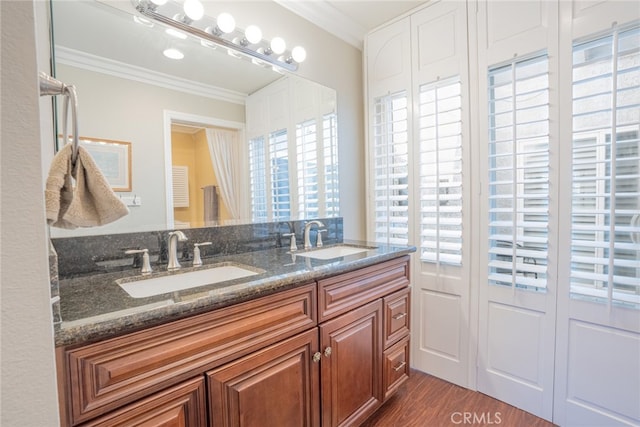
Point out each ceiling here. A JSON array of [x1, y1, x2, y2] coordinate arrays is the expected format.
[[277, 1, 426, 49]]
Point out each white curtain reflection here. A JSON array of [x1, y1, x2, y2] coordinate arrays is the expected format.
[[206, 128, 241, 219]]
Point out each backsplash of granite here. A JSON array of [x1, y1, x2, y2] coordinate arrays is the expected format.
[[51, 217, 343, 280], [49, 240, 62, 324]]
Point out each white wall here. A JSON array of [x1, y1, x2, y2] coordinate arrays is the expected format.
[[0, 1, 61, 425]]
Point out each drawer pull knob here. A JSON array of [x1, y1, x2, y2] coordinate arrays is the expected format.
[[393, 361, 406, 372], [312, 352, 322, 363], [392, 312, 407, 320], [324, 347, 332, 357]]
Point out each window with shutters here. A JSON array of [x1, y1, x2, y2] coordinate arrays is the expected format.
[[269, 129, 290, 220], [487, 53, 550, 291], [249, 136, 267, 222], [418, 77, 463, 265], [296, 119, 319, 217], [372, 91, 409, 245], [570, 25, 640, 308], [249, 116, 338, 222], [323, 112, 340, 216]]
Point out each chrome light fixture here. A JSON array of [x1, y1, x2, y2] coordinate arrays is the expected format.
[[133, 0, 306, 72]]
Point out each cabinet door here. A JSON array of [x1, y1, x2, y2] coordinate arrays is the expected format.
[[81, 377, 206, 427], [207, 329, 320, 427], [319, 300, 383, 427]]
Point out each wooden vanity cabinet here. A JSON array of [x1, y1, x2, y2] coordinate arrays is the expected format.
[[57, 284, 317, 426], [317, 255, 411, 427], [58, 256, 411, 427]]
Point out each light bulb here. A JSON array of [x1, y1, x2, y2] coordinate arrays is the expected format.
[[245, 25, 262, 44], [183, 0, 203, 21], [163, 48, 184, 60], [217, 13, 235, 34], [291, 46, 306, 63], [270, 37, 286, 55]]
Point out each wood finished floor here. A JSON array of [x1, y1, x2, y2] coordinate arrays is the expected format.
[[361, 370, 556, 427]]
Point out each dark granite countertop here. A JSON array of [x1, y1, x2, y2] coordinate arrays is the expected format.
[[55, 241, 415, 347]]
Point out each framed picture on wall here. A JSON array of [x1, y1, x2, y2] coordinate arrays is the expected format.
[[59, 135, 132, 192]]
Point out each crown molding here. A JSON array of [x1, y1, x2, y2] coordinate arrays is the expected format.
[[54, 46, 247, 105], [274, 0, 365, 50]]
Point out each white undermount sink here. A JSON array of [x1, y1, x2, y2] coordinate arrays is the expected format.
[[117, 263, 263, 298], [294, 245, 374, 260]]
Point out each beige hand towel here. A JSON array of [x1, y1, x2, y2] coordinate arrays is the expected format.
[[45, 144, 129, 229]]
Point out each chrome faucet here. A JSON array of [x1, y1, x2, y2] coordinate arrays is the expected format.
[[167, 230, 188, 270], [303, 220, 325, 250]]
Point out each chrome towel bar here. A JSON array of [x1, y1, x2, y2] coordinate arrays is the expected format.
[[39, 71, 79, 164]]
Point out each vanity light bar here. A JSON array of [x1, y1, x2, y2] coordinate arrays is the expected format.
[[134, 0, 299, 72]]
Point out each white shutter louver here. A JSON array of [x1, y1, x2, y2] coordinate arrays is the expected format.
[[269, 129, 290, 220], [296, 119, 319, 218], [372, 91, 409, 245], [487, 54, 550, 291], [571, 25, 640, 307], [249, 137, 267, 222], [172, 166, 189, 208], [418, 77, 463, 265], [323, 113, 340, 216]]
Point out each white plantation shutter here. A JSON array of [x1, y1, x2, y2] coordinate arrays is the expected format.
[[418, 77, 463, 265], [172, 166, 189, 208], [571, 25, 640, 307], [296, 119, 319, 217], [269, 129, 290, 220], [372, 91, 409, 245], [487, 54, 550, 291], [249, 137, 267, 221], [323, 113, 340, 216]]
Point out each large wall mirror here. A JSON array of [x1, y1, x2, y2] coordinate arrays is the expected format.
[[50, 0, 339, 237]]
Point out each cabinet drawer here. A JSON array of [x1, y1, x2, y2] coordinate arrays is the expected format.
[[62, 284, 316, 425], [318, 256, 410, 322], [382, 336, 410, 401], [80, 377, 206, 427], [383, 287, 410, 348]]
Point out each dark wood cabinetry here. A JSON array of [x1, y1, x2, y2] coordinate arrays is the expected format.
[[58, 256, 411, 427], [80, 377, 207, 427], [320, 300, 383, 427], [207, 328, 320, 427]]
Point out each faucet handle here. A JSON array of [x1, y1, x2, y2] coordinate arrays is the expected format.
[[317, 229, 327, 248], [193, 242, 212, 267], [283, 233, 297, 252], [124, 249, 152, 274]]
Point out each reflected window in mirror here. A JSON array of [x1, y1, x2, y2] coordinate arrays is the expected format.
[[248, 114, 339, 222], [270, 129, 291, 220]]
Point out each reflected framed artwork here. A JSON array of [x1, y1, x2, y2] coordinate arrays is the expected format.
[[59, 136, 132, 192]]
